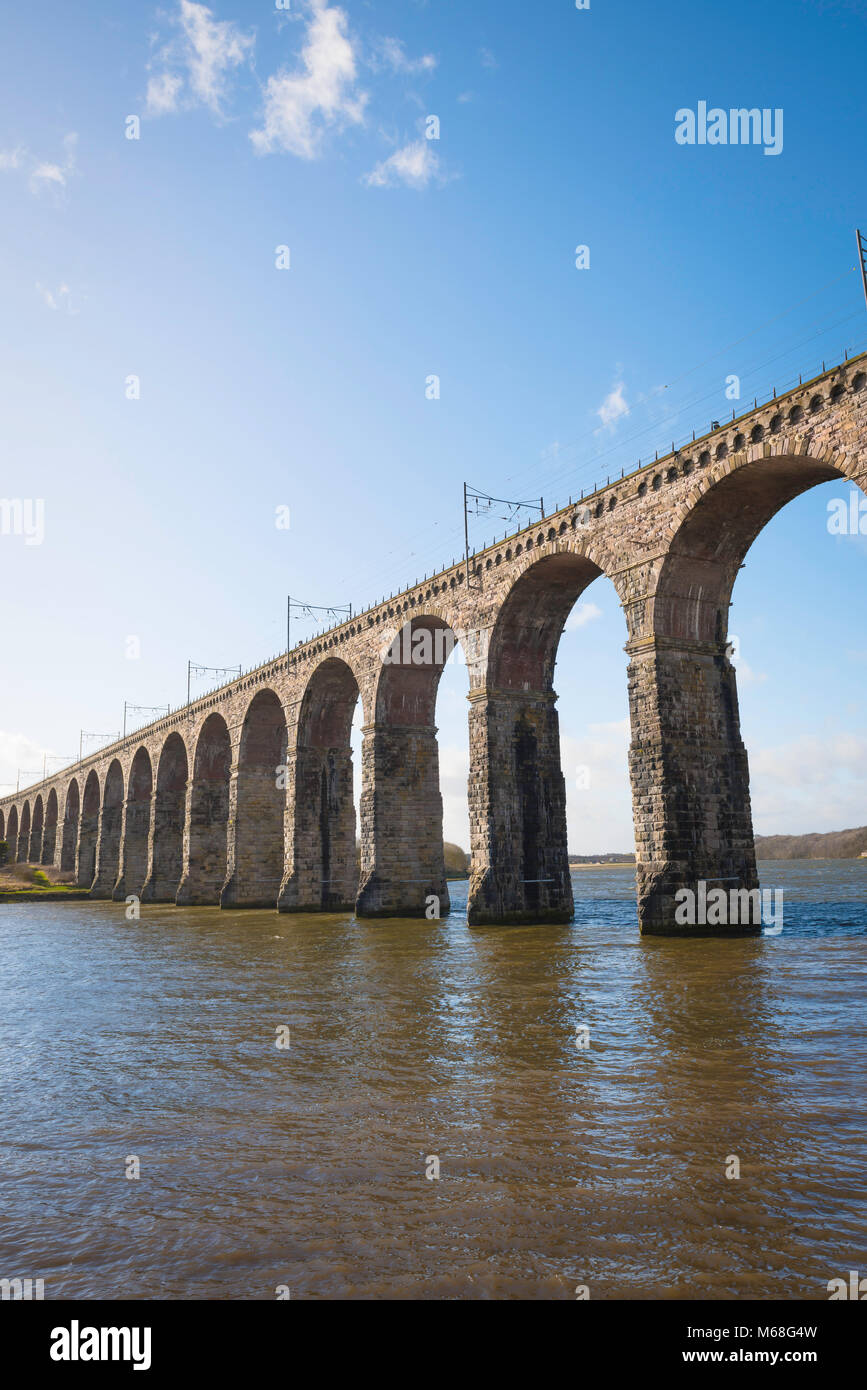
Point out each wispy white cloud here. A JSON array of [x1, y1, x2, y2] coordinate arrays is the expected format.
[[373, 37, 436, 75], [250, 0, 367, 158], [181, 0, 254, 108], [146, 71, 184, 116], [30, 133, 78, 194], [596, 378, 629, 432], [146, 0, 254, 117], [30, 162, 66, 192], [363, 137, 441, 189], [36, 283, 64, 311], [35, 282, 79, 315], [565, 601, 603, 632], [146, 1, 445, 185], [1, 133, 77, 197], [479, 47, 498, 69]]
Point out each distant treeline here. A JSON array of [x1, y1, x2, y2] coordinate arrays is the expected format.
[[443, 843, 470, 877], [568, 830, 867, 863], [569, 853, 635, 864], [755, 827, 867, 860]]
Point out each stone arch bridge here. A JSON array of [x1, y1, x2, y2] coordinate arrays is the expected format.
[[2, 355, 865, 933]]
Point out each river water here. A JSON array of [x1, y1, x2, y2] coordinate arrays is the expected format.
[[1, 860, 865, 1301]]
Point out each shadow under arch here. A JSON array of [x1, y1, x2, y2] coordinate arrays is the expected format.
[[115, 746, 153, 900], [487, 550, 609, 690], [61, 780, 80, 873], [78, 772, 100, 887], [357, 613, 467, 917], [143, 734, 188, 902], [632, 446, 867, 933], [279, 656, 361, 913], [7, 805, 18, 864], [469, 548, 625, 925], [92, 760, 124, 897], [224, 688, 287, 908], [17, 801, 31, 864], [29, 794, 44, 863], [177, 712, 232, 906], [42, 788, 58, 865]]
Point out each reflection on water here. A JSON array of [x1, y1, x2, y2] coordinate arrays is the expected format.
[[0, 862, 865, 1299]]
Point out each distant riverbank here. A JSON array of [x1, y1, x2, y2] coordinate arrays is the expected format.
[[569, 854, 635, 868]]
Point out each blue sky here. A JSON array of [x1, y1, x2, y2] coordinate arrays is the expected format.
[[0, 0, 865, 852]]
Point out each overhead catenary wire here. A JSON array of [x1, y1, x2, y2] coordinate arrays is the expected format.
[[5, 328, 864, 785], [338, 316, 865, 614], [513, 311, 865, 506], [497, 296, 862, 503], [660, 264, 857, 392], [498, 265, 858, 498], [281, 258, 867, 630]]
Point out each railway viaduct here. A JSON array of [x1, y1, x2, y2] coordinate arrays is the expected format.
[[2, 354, 865, 933]]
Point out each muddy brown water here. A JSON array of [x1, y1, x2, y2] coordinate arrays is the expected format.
[[1, 862, 864, 1299]]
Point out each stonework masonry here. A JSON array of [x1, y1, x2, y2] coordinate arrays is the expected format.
[[2, 355, 865, 934]]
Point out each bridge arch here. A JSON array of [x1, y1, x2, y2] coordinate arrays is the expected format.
[[487, 548, 617, 690], [280, 656, 362, 912], [355, 614, 468, 917], [225, 688, 287, 907], [144, 734, 188, 902], [6, 805, 17, 863], [468, 547, 627, 925], [649, 443, 863, 645], [61, 780, 80, 873], [92, 760, 124, 897], [18, 801, 31, 863], [0, 807, 4, 843], [78, 772, 100, 887], [177, 713, 232, 905], [30, 795, 44, 863], [373, 613, 467, 721], [42, 788, 58, 865], [627, 439, 867, 933], [115, 747, 153, 900]]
